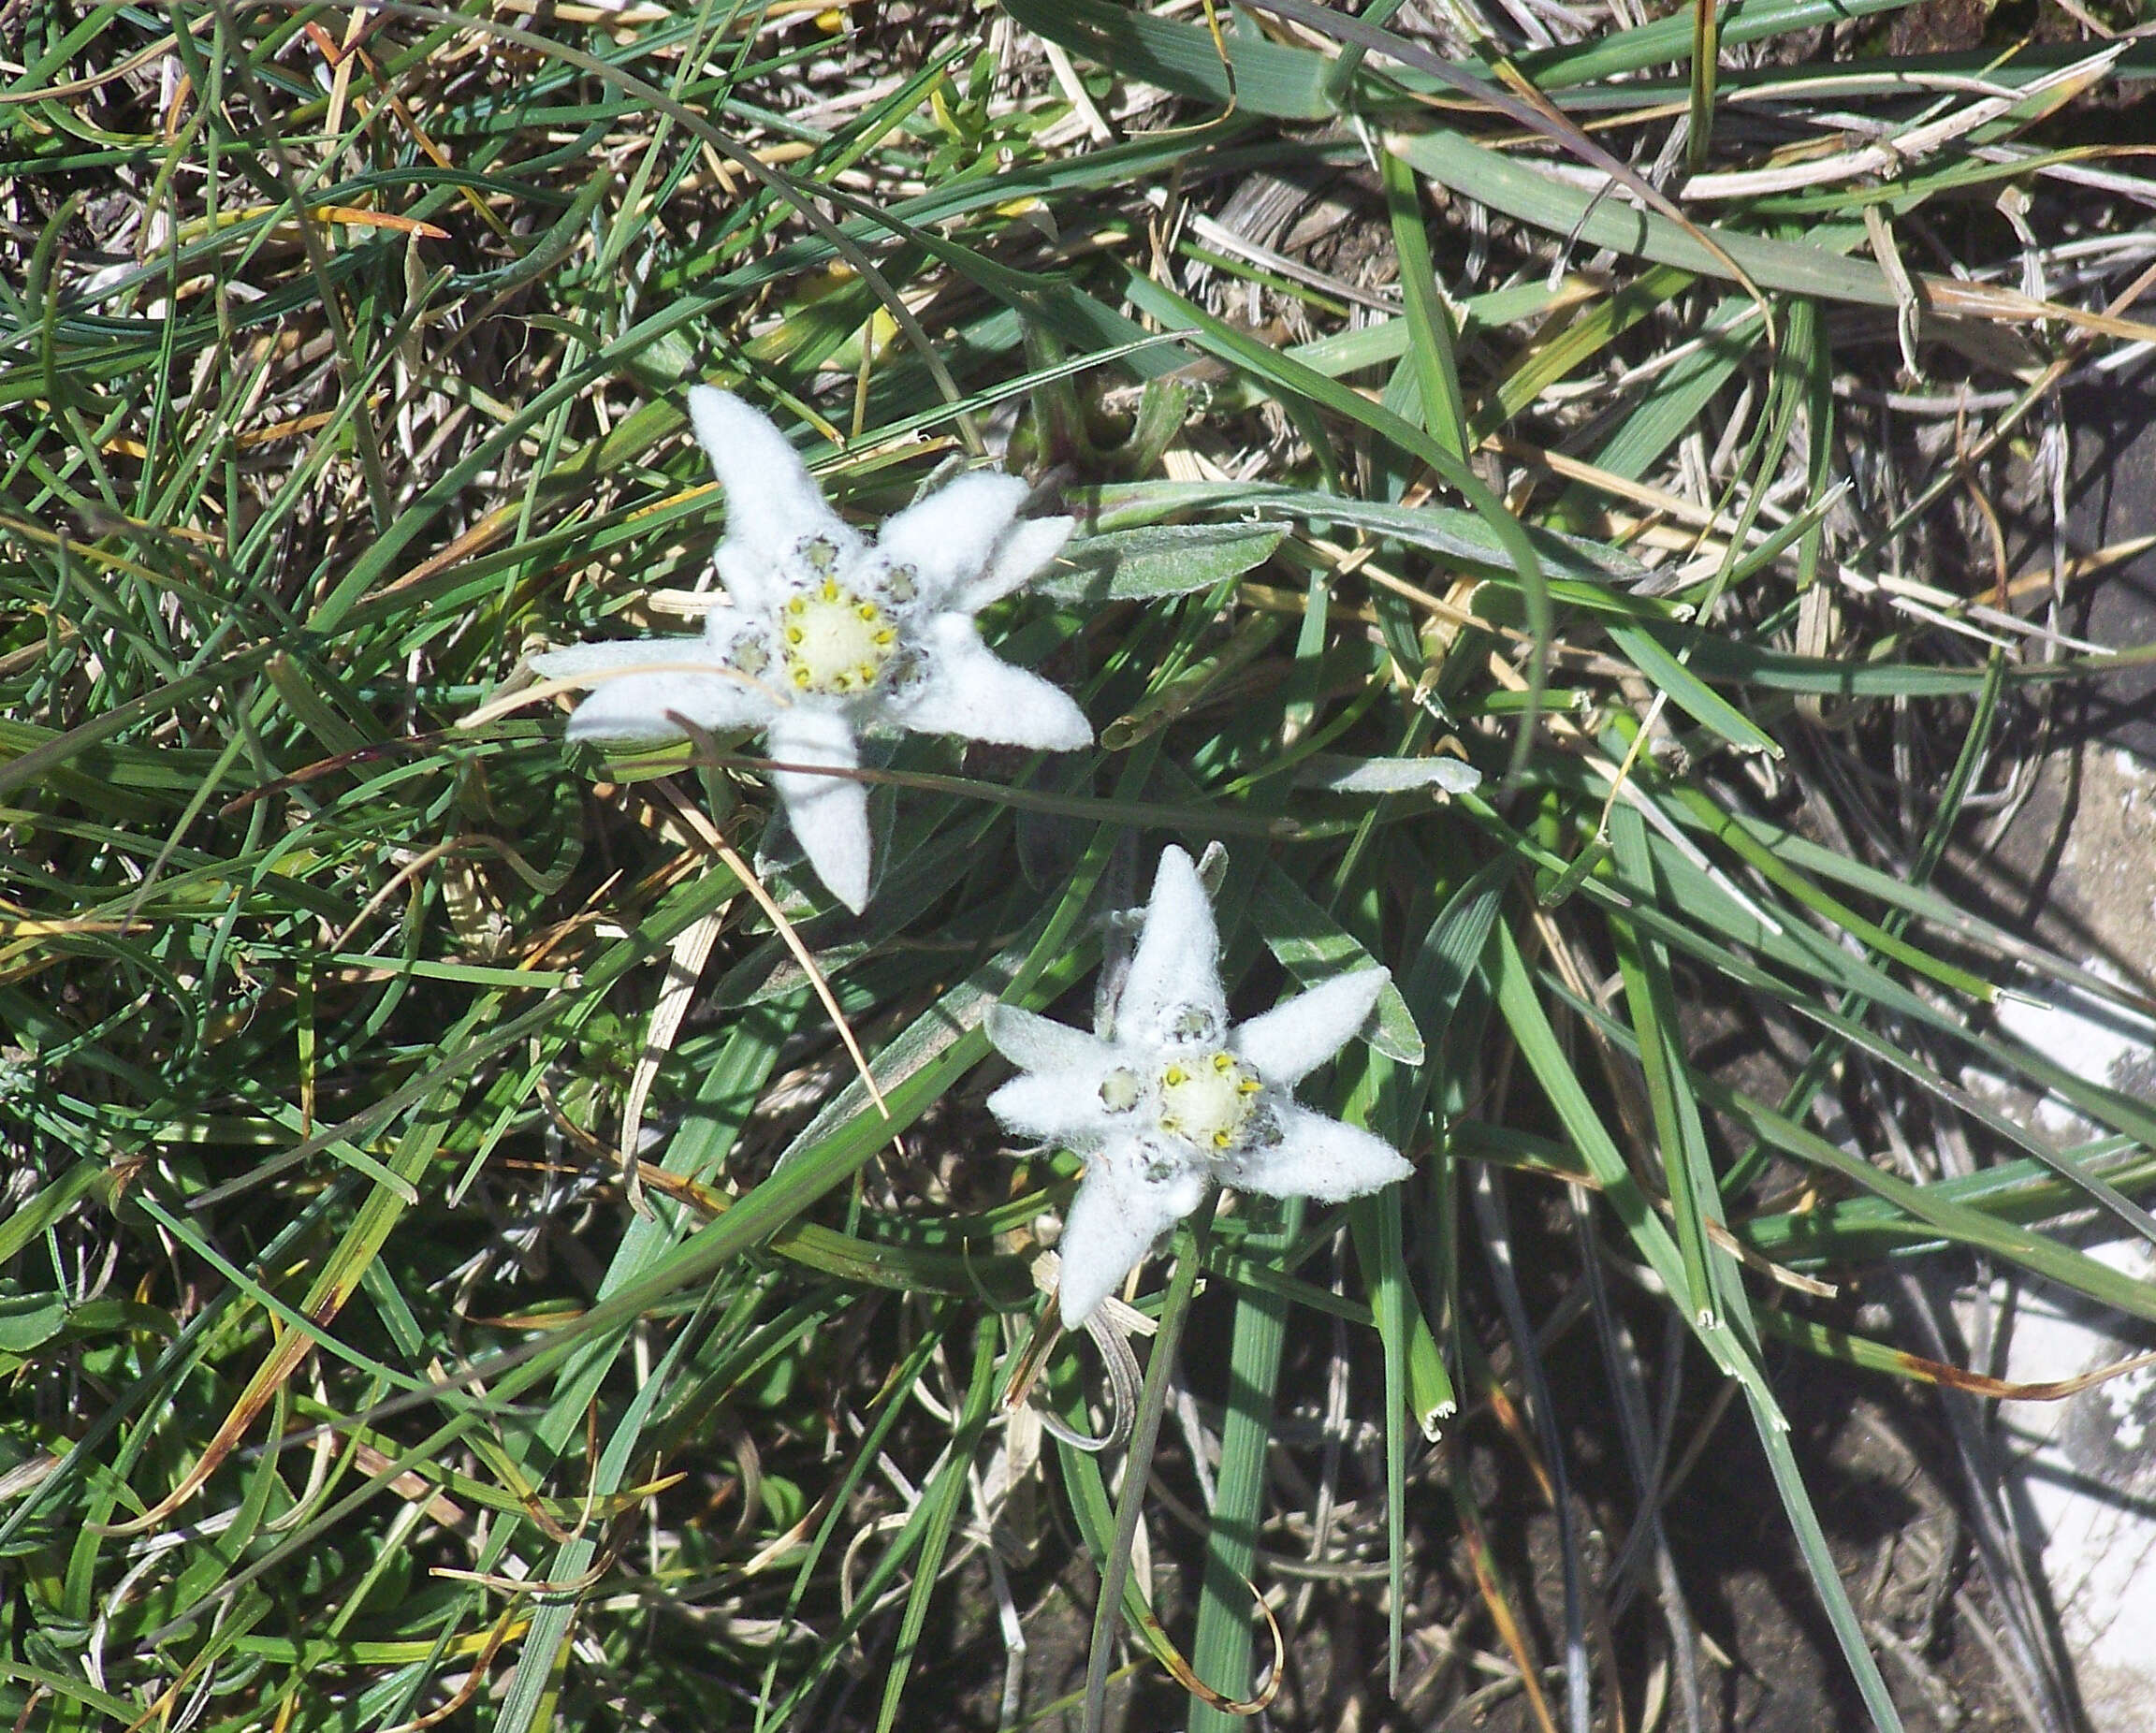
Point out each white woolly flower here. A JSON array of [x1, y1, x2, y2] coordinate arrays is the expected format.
[[530, 387, 1092, 912], [984, 846, 1412, 1327]]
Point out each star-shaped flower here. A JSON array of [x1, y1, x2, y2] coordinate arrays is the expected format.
[[530, 387, 1092, 911], [984, 846, 1412, 1327]]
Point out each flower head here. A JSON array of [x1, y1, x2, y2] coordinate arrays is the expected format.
[[531, 387, 1092, 911], [984, 846, 1412, 1327]]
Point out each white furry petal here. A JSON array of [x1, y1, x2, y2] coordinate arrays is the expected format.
[[1057, 1139, 1208, 1328], [887, 615, 1092, 750], [985, 1003, 1107, 1076], [563, 676, 770, 742], [954, 514, 1075, 613], [689, 386, 853, 590], [1232, 969, 1391, 1089], [714, 544, 779, 613], [765, 706, 870, 912], [530, 638, 707, 679], [986, 1071, 1113, 1144], [875, 472, 1029, 606], [1219, 1103, 1410, 1202], [1116, 846, 1227, 1046]]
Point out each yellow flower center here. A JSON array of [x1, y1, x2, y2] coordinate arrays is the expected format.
[[779, 578, 897, 696], [1099, 1068, 1144, 1114], [1157, 1050, 1261, 1150]]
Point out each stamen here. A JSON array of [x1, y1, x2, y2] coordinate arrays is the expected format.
[[777, 580, 900, 697], [1156, 1049, 1258, 1152]]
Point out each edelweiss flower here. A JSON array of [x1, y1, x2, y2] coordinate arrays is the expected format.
[[984, 846, 1412, 1327], [531, 387, 1092, 911]]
